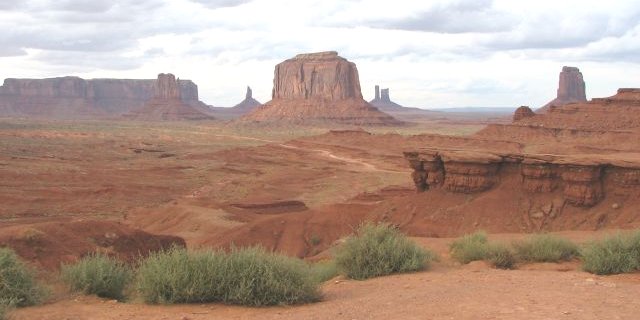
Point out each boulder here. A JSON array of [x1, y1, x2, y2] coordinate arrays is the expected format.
[[513, 106, 535, 121]]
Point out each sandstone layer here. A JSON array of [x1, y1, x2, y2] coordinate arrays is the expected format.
[[0, 75, 210, 119], [538, 66, 587, 113], [124, 73, 213, 121], [241, 51, 401, 125]]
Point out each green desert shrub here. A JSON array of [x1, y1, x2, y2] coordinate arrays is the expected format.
[[486, 243, 516, 270], [309, 260, 338, 283], [582, 231, 640, 275], [136, 247, 225, 304], [136, 246, 319, 306], [335, 223, 435, 280], [0, 248, 46, 308], [513, 234, 579, 263], [449, 231, 489, 264], [61, 253, 132, 300], [218, 247, 319, 306]]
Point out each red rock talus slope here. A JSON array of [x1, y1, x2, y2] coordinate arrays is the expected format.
[[538, 66, 587, 113], [0, 76, 210, 119], [124, 73, 214, 121], [241, 51, 401, 125]]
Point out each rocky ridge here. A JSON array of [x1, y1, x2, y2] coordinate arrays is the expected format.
[[0, 75, 210, 119]]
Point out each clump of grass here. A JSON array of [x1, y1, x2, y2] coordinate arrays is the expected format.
[[136, 246, 319, 306], [335, 223, 436, 280], [582, 231, 640, 275], [513, 234, 579, 263], [61, 253, 132, 300], [0, 300, 12, 320], [0, 248, 46, 308], [486, 243, 516, 269], [449, 231, 489, 264], [309, 260, 338, 283], [136, 247, 225, 304]]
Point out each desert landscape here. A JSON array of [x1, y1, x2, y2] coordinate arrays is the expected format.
[[2, 1, 640, 319]]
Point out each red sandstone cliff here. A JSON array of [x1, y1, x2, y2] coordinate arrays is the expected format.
[[242, 51, 401, 125], [0, 75, 210, 119]]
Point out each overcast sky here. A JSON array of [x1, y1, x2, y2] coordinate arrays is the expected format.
[[1, 0, 639, 108]]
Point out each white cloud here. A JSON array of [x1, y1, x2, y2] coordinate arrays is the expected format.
[[0, 0, 639, 108]]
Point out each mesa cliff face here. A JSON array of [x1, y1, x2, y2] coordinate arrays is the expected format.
[[405, 150, 639, 207], [0, 75, 208, 119], [538, 66, 587, 113], [123, 73, 213, 121], [242, 51, 401, 125]]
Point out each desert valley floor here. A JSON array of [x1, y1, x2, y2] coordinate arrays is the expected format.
[[1, 118, 640, 319]]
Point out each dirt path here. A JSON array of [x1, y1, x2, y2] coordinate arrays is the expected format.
[[12, 264, 640, 320], [213, 133, 403, 173]]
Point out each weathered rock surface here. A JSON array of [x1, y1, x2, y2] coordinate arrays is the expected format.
[[0, 75, 210, 119], [405, 149, 640, 207], [513, 106, 535, 121], [538, 66, 587, 113], [123, 73, 213, 121], [242, 51, 401, 125]]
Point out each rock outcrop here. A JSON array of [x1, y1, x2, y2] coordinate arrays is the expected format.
[[0, 75, 210, 119], [241, 51, 401, 125], [405, 150, 640, 207], [538, 66, 587, 113], [369, 86, 406, 112], [513, 106, 535, 121], [123, 73, 213, 121]]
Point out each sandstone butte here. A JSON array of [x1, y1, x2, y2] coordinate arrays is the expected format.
[[404, 87, 640, 218], [124, 73, 213, 121], [241, 51, 402, 125], [369, 85, 406, 112], [210, 86, 263, 120], [0, 74, 211, 120], [537, 66, 587, 113]]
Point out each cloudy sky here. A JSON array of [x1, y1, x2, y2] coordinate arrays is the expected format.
[[1, 0, 639, 108]]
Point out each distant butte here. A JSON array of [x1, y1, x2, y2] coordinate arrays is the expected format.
[[0, 75, 212, 119], [369, 85, 406, 112], [538, 66, 587, 113], [211, 86, 263, 120], [241, 51, 402, 125], [123, 73, 214, 121]]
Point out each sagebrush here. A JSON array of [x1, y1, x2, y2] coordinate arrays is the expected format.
[[514, 234, 579, 263], [0, 248, 46, 308], [136, 246, 319, 306], [61, 253, 132, 300], [335, 223, 436, 280], [582, 231, 640, 275]]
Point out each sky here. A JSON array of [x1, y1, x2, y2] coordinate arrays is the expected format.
[[1, 0, 639, 109]]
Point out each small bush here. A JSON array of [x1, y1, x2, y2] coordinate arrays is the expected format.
[[514, 234, 579, 263], [136, 247, 225, 304], [309, 261, 338, 283], [61, 253, 132, 300], [0, 248, 46, 308], [582, 232, 640, 275], [0, 300, 11, 320], [136, 246, 319, 306], [449, 231, 489, 264], [335, 223, 435, 280], [486, 243, 516, 269]]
